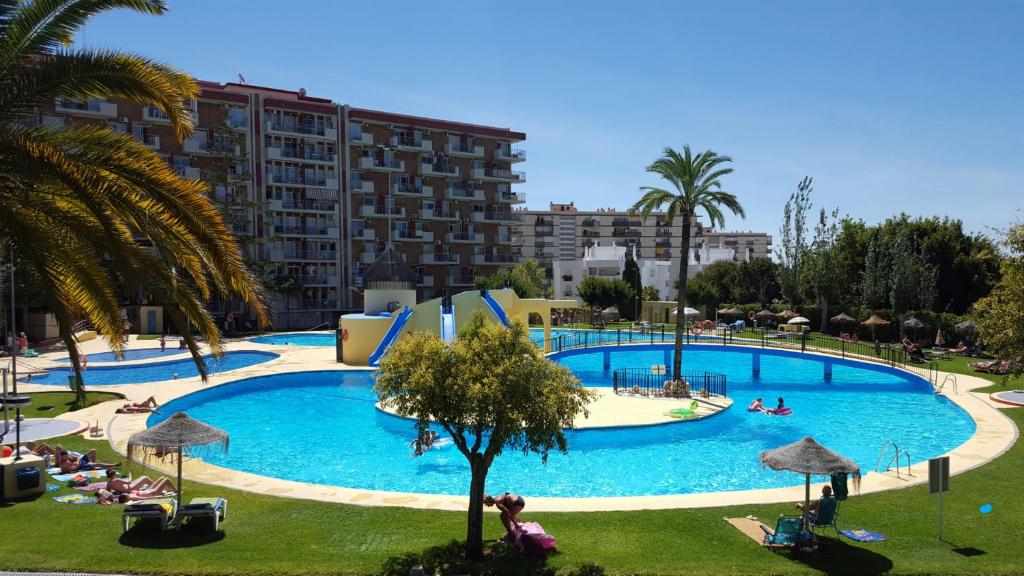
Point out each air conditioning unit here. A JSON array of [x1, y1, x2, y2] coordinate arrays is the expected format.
[[118, 116, 129, 123]]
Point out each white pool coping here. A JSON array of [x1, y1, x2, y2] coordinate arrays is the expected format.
[[19, 336, 1018, 512]]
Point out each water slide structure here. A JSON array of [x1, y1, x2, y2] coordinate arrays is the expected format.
[[368, 307, 415, 367], [480, 289, 510, 327], [440, 303, 456, 342]]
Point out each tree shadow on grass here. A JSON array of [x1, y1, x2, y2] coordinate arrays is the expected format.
[[784, 535, 894, 576], [380, 539, 605, 576], [119, 519, 225, 549]]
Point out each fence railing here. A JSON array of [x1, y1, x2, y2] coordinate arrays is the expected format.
[[612, 368, 727, 399], [537, 325, 939, 385]]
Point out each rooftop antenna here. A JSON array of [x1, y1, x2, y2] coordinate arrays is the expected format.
[[237, 73, 246, 84]]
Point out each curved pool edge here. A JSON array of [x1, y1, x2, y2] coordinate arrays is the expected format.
[[102, 343, 1019, 512]]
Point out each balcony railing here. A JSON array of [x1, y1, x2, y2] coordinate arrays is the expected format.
[[392, 182, 429, 196], [174, 166, 200, 179], [445, 184, 483, 201], [349, 131, 374, 146], [391, 134, 432, 151], [422, 253, 460, 265], [280, 199, 338, 212], [267, 172, 337, 187], [495, 147, 526, 162], [395, 230, 434, 242], [266, 119, 337, 139], [267, 147, 337, 163], [302, 299, 337, 309], [421, 162, 461, 178], [447, 274, 476, 286], [612, 228, 642, 238], [470, 167, 526, 183], [350, 178, 374, 193], [496, 191, 526, 204], [445, 142, 484, 157], [359, 156, 405, 172], [55, 98, 117, 117], [476, 253, 521, 265], [447, 231, 483, 243], [471, 211, 521, 223]]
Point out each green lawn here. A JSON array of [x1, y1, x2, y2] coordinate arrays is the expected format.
[[1, 406, 1022, 575], [17, 391, 123, 418]]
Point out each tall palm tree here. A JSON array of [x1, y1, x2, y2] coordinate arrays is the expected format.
[[630, 146, 744, 382], [0, 0, 269, 405]]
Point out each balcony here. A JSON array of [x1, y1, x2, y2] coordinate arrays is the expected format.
[[351, 227, 375, 240], [534, 248, 557, 259], [421, 162, 460, 179], [174, 166, 200, 179], [474, 253, 522, 265], [273, 224, 338, 236], [143, 105, 172, 123], [612, 218, 641, 227], [497, 191, 526, 204], [446, 231, 484, 244], [470, 167, 525, 183], [581, 218, 598, 227], [360, 205, 406, 218], [359, 156, 405, 173], [581, 229, 601, 238], [656, 228, 673, 237], [55, 98, 117, 117], [471, 211, 521, 223], [535, 226, 554, 237], [360, 251, 379, 264], [304, 250, 337, 261], [350, 178, 374, 194], [302, 299, 338, 310], [266, 119, 338, 140], [421, 253, 460, 265], [612, 228, 642, 238], [392, 182, 432, 198], [445, 184, 484, 202], [390, 134, 432, 152], [226, 109, 248, 130], [348, 130, 374, 146], [132, 132, 160, 149], [445, 142, 484, 158], [422, 208, 459, 221], [266, 172, 339, 188], [495, 147, 526, 163], [447, 274, 476, 286], [295, 274, 336, 286], [395, 230, 434, 242], [417, 275, 435, 288], [276, 198, 338, 212], [266, 147, 337, 164]]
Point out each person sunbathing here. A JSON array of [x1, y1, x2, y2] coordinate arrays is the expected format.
[[106, 470, 175, 495], [116, 396, 159, 413], [56, 447, 120, 473], [949, 341, 968, 354], [10, 441, 56, 457]]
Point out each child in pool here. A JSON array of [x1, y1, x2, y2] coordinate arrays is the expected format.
[[748, 398, 764, 412]]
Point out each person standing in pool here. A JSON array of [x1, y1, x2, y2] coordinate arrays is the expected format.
[[410, 430, 438, 456], [484, 492, 525, 541], [159, 334, 166, 352], [748, 398, 764, 412]]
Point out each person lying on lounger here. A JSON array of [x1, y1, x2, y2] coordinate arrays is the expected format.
[[106, 470, 175, 495], [56, 447, 120, 473], [8, 441, 57, 457], [484, 492, 526, 542], [116, 396, 159, 413]]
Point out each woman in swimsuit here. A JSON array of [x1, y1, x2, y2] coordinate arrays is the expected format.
[[484, 492, 526, 541]]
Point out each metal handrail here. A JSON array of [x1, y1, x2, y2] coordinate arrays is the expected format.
[[306, 321, 331, 331], [875, 439, 912, 478], [936, 374, 958, 395]]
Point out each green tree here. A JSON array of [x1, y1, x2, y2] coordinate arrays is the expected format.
[[620, 252, 642, 320], [630, 146, 744, 383], [0, 0, 269, 405], [641, 285, 662, 302], [735, 257, 780, 307], [802, 207, 842, 329], [576, 276, 634, 318], [973, 224, 1023, 378], [474, 258, 550, 299], [375, 312, 594, 560], [684, 275, 717, 313], [778, 177, 812, 306]]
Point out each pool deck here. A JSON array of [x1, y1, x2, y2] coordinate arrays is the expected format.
[[16, 336, 1020, 512]]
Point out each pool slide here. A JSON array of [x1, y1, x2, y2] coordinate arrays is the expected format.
[[440, 304, 456, 342], [480, 289, 509, 327], [368, 307, 415, 367]]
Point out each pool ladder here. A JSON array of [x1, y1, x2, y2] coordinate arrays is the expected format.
[[875, 440, 914, 479], [935, 374, 958, 395]]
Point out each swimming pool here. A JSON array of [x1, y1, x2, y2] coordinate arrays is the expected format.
[[249, 332, 335, 346], [27, 351, 278, 386], [54, 348, 186, 363], [151, 345, 975, 497]]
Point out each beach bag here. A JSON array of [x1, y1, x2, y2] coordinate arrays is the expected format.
[[515, 522, 557, 558]]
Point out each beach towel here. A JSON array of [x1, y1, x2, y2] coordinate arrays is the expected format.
[[51, 470, 105, 483], [514, 522, 556, 558], [45, 483, 61, 492], [73, 482, 108, 492], [831, 473, 849, 501], [53, 494, 97, 505], [840, 528, 886, 542]]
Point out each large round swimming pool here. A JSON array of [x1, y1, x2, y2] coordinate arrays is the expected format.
[[27, 351, 278, 386], [150, 345, 974, 497]]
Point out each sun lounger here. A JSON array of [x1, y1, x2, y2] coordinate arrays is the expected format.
[[123, 498, 177, 532], [178, 497, 227, 530], [760, 516, 803, 549]]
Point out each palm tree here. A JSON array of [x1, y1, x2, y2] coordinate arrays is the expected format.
[[0, 0, 269, 405], [630, 146, 744, 382]]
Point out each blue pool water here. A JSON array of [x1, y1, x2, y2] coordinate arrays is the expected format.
[[151, 345, 975, 497], [27, 351, 278, 386], [250, 332, 335, 346], [55, 348, 186, 363]]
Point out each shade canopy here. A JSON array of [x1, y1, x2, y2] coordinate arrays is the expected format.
[[673, 307, 700, 317], [955, 320, 977, 332], [778, 309, 799, 319], [755, 309, 776, 318], [761, 436, 862, 476], [862, 314, 891, 326], [788, 316, 810, 324], [363, 247, 418, 291], [718, 307, 744, 316], [830, 313, 856, 324], [903, 317, 927, 329]]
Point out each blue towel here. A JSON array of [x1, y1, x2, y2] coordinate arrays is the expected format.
[[840, 528, 886, 542]]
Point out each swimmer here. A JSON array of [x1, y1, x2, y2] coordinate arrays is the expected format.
[[159, 334, 166, 351], [765, 397, 786, 415], [171, 372, 179, 380], [411, 430, 438, 456], [747, 397, 764, 412]]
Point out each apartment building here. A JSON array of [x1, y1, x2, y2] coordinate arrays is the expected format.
[[518, 202, 772, 300], [32, 81, 526, 328]]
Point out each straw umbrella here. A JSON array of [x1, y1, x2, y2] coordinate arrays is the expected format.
[[955, 320, 976, 333], [760, 437, 861, 529], [830, 313, 856, 337], [127, 412, 229, 527], [903, 317, 926, 341], [755, 309, 776, 319], [862, 313, 891, 341], [778, 309, 799, 320]]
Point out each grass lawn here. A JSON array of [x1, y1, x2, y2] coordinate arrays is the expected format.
[[0, 405, 1021, 575], [18, 391, 123, 418]]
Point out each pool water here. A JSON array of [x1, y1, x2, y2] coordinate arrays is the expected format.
[[250, 332, 335, 346], [27, 351, 278, 386], [55, 348, 186, 363], [151, 345, 975, 497]]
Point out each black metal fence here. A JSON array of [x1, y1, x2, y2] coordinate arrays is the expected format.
[[612, 368, 727, 399]]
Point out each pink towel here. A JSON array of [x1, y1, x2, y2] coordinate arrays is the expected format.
[[514, 522, 557, 556], [73, 482, 108, 492]]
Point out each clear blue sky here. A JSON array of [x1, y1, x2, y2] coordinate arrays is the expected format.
[[82, 0, 1023, 239]]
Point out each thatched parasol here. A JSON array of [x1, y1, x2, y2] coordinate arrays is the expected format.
[[127, 412, 229, 526], [903, 317, 927, 340], [724, 307, 744, 316], [955, 320, 976, 332], [862, 313, 891, 340], [755, 309, 776, 319], [778, 309, 799, 320], [761, 437, 861, 529], [830, 313, 856, 324]]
